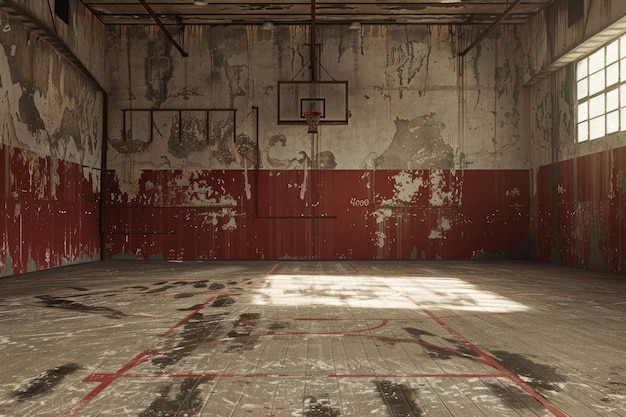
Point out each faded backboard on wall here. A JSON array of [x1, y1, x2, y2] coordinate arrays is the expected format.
[[278, 81, 348, 125]]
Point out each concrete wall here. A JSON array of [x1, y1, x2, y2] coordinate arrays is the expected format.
[[0, 2, 105, 276], [525, 0, 626, 272], [104, 24, 530, 260]]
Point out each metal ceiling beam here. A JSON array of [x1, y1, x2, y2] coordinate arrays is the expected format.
[[458, 0, 522, 57], [137, 0, 188, 57]]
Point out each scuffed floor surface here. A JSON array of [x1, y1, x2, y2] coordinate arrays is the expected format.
[[0, 260, 624, 417]]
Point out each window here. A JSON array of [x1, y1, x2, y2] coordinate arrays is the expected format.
[[55, 0, 69, 24], [576, 34, 626, 142]]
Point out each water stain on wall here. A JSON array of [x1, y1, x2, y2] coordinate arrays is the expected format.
[[381, 113, 453, 169], [145, 41, 173, 106], [390, 40, 431, 99], [18, 82, 46, 134]]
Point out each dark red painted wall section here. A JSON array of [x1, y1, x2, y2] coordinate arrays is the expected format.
[[103, 168, 529, 260], [533, 145, 626, 272], [0, 145, 100, 276]]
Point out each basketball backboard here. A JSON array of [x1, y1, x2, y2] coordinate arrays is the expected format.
[[277, 81, 349, 125]]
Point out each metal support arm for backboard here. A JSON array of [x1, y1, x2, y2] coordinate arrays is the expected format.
[[458, 0, 521, 57], [138, 0, 188, 58]]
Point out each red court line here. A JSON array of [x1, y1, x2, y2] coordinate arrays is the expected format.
[[65, 295, 218, 415], [347, 262, 359, 273], [264, 319, 389, 335], [79, 370, 508, 381], [329, 373, 507, 379], [162, 295, 217, 336], [267, 263, 280, 273], [64, 350, 153, 416], [423, 309, 568, 417]]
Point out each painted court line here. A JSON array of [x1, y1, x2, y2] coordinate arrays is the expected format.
[[162, 295, 217, 336], [423, 309, 568, 417]]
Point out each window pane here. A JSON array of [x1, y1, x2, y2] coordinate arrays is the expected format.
[[622, 58, 626, 82], [589, 48, 605, 73], [621, 34, 626, 58], [577, 78, 588, 98], [589, 69, 605, 95], [607, 40, 619, 64], [622, 85, 626, 108], [607, 110, 619, 134], [578, 121, 589, 142], [578, 101, 589, 121], [589, 94, 605, 118], [607, 88, 619, 111], [577, 58, 588, 78], [589, 116, 605, 139], [607, 62, 619, 86], [622, 107, 626, 131]]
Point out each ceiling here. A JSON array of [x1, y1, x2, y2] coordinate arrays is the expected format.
[[80, 0, 554, 27]]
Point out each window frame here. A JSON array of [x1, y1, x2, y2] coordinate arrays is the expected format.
[[576, 34, 626, 142]]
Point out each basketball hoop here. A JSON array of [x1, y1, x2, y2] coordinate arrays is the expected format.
[[303, 111, 322, 133]]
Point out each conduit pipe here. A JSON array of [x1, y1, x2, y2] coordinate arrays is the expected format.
[[138, 0, 188, 57], [459, 0, 522, 57]]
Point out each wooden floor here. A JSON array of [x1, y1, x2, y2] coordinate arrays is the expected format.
[[0, 260, 624, 417]]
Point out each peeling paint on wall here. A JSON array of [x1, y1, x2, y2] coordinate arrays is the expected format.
[[381, 113, 453, 169], [0, 21, 103, 276], [103, 24, 530, 261]]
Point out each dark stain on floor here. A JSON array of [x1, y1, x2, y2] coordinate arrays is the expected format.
[[144, 285, 176, 294], [490, 350, 565, 392], [13, 363, 81, 402], [485, 381, 543, 411], [209, 282, 225, 290], [225, 313, 261, 352], [268, 321, 289, 333], [137, 378, 206, 417], [403, 327, 478, 359], [35, 295, 126, 318], [151, 313, 225, 368], [374, 380, 424, 417], [302, 395, 341, 417], [177, 303, 204, 311], [211, 295, 236, 307]]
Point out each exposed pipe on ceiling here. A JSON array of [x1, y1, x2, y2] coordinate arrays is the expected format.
[[137, 0, 188, 57], [458, 0, 522, 57]]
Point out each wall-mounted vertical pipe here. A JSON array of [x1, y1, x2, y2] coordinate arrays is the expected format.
[[99, 92, 108, 261], [311, 0, 316, 81], [253, 106, 259, 218]]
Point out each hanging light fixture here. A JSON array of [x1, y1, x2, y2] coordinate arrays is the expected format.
[[261, 21, 275, 30], [193, 1, 208, 6], [349, 21, 361, 30], [1, 15, 10, 32]]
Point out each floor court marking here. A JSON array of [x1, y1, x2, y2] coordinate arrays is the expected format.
[[423, 309, 568, 417], [62, 312, 512, 415], [63, 292, 568, 416]]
